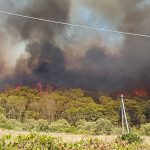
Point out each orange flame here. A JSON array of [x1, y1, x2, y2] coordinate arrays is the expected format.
[[37, 82, 42, 92], [15, 85, 21, 91], [132, 89, 148, 97]]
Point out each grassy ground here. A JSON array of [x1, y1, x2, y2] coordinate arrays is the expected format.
[[0, 129, 149, 144]]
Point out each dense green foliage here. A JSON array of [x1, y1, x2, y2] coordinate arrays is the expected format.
[[140, 123, 150, 136], [120, 133, 142, 144], [0, 134, 57, 150], [49, 119, 71, 133], [0, 86, 150, 135], [0, 133, 149, 150], [0, 114, 13, 129], [76, 118, 114, 135], [94, 118, 113, 135]]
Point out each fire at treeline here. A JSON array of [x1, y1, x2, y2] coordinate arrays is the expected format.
[[0, 85, 149, 127]]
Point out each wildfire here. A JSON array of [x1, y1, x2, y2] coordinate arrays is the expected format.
[[132, 89, 148, 97], [37, 82, 42, 92], [113, 88, 149, 99], [13, 84, 150, 98], [15, 85, 21, 91]]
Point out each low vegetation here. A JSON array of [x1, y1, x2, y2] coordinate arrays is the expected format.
[[0, 133, 149, 150], [120, 133, 142, 144]]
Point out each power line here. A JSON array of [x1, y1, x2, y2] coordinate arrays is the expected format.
[[0, 10, 150, 38]]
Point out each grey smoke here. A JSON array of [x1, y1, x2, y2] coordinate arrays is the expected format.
[[0, 0, 150, 94]]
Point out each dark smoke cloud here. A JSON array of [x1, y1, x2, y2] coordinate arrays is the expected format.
[[0, 0, 150, 93], [5, 0, 70, 40], [14, 41, 67, 86], [0, 0, 71, 88], [119, 3, 150, 91]]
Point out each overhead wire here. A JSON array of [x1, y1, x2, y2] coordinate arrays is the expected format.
[[0, 10, 150, 38]]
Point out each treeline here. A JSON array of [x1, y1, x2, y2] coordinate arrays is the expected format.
[[0, 86, 149, 128]]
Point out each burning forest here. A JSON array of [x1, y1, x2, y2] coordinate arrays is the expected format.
[[0, 0, 150, 95]]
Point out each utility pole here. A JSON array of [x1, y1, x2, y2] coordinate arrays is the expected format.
[[121, 103, 125, 134], [121, 94, 129, 134]]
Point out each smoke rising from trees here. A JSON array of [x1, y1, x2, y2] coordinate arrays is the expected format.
[[0, 0, 150, 93]]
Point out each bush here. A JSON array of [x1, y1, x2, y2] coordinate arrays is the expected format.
[[120, 133, 142, 144], [76, 119, 87, 127], [76, 118, 114, 135], [0, 133, 57, 149], [94, 118, 113, 135], [49, 119, 71, 132], [23, 119, 38, 131], [76, 119, 95, 134], [0, 106, 5, 114], [139, 123, 150, 136], [36, 119, 49, 132], [0, 114, 13, 129], [80, 122, 95, 131], [112, 127, 122, 135], [9, 119, 23, 130]]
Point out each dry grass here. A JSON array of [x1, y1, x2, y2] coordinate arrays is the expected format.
[[0, 129, 149, 144]]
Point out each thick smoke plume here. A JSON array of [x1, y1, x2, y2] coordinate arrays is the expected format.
[[0, 0, 150, 94]]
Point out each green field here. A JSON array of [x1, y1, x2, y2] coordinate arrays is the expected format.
[[0, 130, 150, 150]]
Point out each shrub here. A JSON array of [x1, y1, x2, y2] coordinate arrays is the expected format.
[[0, 114, 13, 129], [139, 123, 150, 136], [23, 119, 38, 131], [94, 118, 113, 135], [120, 133, 142, 144], [49, 119, 71, 132], [0, 133, 57, 149], [36, 119, 49, 132], [76, 118, 114, 135], [64, 126, 78, 134], [76, 119, 87, 127], [81, 122, 95, 131], [130, 126, 142, 136], [76, 119, 95, 134], [0, 106, 5, 114], [9, 119, 23, 130], [112, 127, 122, 135]]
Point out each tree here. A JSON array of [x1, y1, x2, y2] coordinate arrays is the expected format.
[[125, 100, 143, 126], [143, 100, 150, 123], [41, 94, 57, 121], [6, 96, 27, 121]]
